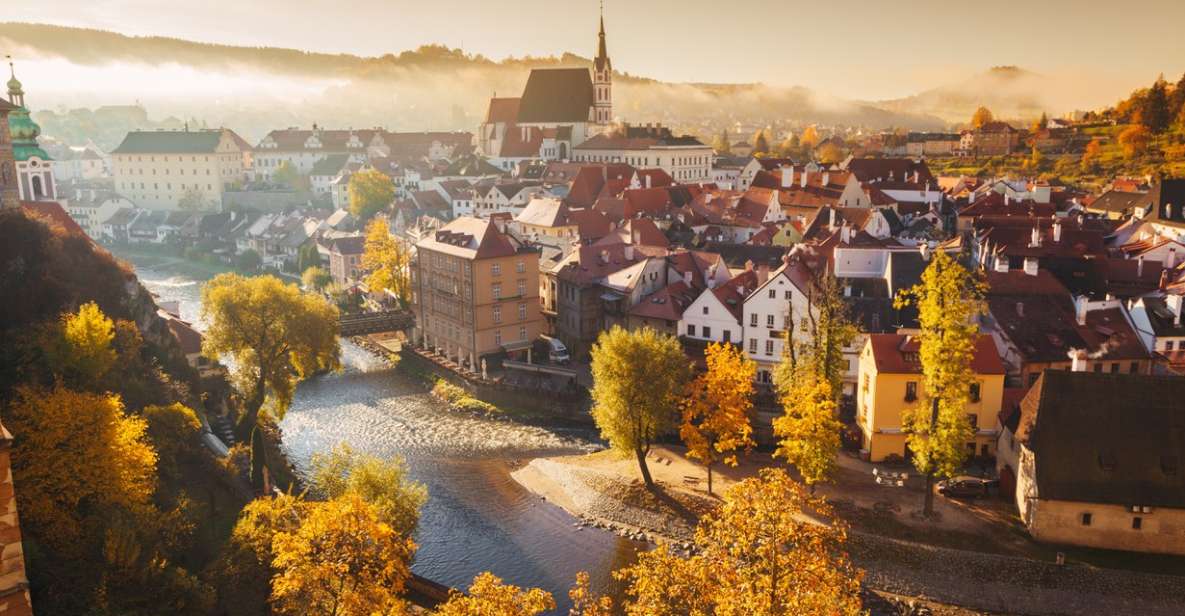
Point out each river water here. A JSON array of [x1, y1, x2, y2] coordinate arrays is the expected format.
[[123, 253, 638, 612]]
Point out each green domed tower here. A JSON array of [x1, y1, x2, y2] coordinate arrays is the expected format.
[[6, 58, 56, 201]]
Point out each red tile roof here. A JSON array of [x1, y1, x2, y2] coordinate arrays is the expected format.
[[868, 333, 1005, 375]]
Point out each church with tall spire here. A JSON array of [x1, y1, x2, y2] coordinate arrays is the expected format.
[[5, 58, 57, 202], [476, 8, 614, 167]]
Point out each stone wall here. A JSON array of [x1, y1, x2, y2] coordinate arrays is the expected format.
[[0, 424, 33, 616]]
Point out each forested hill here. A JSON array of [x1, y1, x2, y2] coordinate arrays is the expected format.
[[0, 22, 945, 135]]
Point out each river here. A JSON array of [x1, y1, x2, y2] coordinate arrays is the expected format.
[[122, 252, 638, 612]]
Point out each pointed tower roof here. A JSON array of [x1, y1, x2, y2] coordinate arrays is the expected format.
[[5, 58, 49, 162], [594, 2, 611, 73]]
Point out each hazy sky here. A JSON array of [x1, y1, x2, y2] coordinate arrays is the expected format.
[[4, 0, 1185, 100]]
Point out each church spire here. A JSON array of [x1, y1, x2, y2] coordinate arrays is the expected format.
[[595, 1, 610, 73], [6, 56, 24, 108]]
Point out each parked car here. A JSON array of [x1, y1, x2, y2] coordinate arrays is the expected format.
[[937, 476, 996, 499], [538, 335, 570, 365]]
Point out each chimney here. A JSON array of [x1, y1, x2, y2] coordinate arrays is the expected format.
[[737, 285, 745, 297], [912, 170, 920, 183], [757, 263, 770, 285], [840, 224, 851, 244], [919, 242, 932, 262], [1023, 257, 1038, 276], [1165, 294, 1184, 326], [994, 254, 1009, 273], [1005, 194, 1010, 206], [822, 171, 830, 186], [1069, 349, 1087, 372], [1137, 255, 1144, 277], [1160, 269, 1171, 291], [1168, 247, 1178, 269], [781, 166, 792, 189], [745, 259, 755, 272], [1029, 226, 1041, 248], [624, 245, 634, 260], [801, 169, 809, 188], [600, 249, 610, 264], [645, 174, 652, 189], [828, 208, 837, 230], [1052, 220, 1062, 243], [1075, 295, 1088, 326], [1016, 301, 1024, 317]]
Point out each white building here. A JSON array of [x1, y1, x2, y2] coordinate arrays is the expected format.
[[573, 131, 713, 184], [680, 269, 761, 344], [742, 258, 814, 384], [111, 128, 252, 211]]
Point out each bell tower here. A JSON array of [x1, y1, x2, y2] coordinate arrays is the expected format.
[[592, 2, 612, 129]]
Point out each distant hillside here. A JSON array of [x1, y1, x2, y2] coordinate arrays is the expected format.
[[876, 66, 1099, 126], [0, 22, 945, 142]]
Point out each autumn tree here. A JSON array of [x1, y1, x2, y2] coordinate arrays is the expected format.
[[1119, 124, 1151, 158], [348, 168, 395, 220], [361, 217, 412, 306], [780, 272, 857, 399], [1141, 75, 1172, 133], [144, 402, 203, 482], [433, 572, 555, 616], [212, 491, 306, 613], [309, 443, 427, 538], [774, 368, 843, 491], [893, 250, 986, 516], [301, 265, 332, 292], [680, 342, 756, 494], [52, 300, 116, 386], [6, 384, 157, 554], [799, 125, 821, 150], [201, 273, 340, 490], [816, 142, 844, 165], [297, 242, 323, 273], [776, 134, 799, 158], [569, 572, 613, 616], [1080, 138, 1102, 172], [711, 129, 731, 155], [616, 468, 863, 615], [271, 493, 416, 616], [971, 106, 994, 129], [590, 326, 691, 487]]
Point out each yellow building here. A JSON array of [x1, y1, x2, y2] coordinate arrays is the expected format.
[[411, 217, 543, 367], [857, 333, 1006, 463]]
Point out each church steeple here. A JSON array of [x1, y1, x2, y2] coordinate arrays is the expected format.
[[6, 56, 24, 109], [592, 2, 612, 128]]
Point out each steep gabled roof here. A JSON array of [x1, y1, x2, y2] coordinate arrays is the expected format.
[[516, 68, 594, 124]]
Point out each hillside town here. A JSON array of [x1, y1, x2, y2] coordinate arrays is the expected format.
[[2, 6, 1185, 616]]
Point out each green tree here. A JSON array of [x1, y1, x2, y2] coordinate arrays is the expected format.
[[297, 242, 323, 273], [272, 160, 299, 188], [971, 106, 994, 129], [680, 342, 756, 494], [301, 266, 332, 292], [309, 443, 427, 538], [143, 402, 203, 482], [201, 273, 340, 490], [779, 273, 857, 399], [1141, 75, 1172, 133], [178, 188, 208, 212], [361, 217, 411, 306], [893, 250, 986, 516], [348, 168, 395, 220], [590, 326, 691, 487], [236, 249, 262, 272], [751, 130, 770, 156]]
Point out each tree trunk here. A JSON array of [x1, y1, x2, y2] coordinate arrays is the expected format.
[[706, 461, 714, 495], [635, 448, 654, 488], [923, 396, 940, 517], [250, 424, 268, 495], [235, 374, 267, 442]]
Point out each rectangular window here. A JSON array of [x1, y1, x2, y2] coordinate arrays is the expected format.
[[516, 261, 525, 273], [519, 326, 527, 341], [969, 382, 981, 402], [723, 330, 731, 343], [1093, 363, 1103, 373], [493, 305, 502, 323], [1167, 341, 1177, 351], [703, 326, 711, 338], [967, 414, 979, 431], [687, 324, 696, 337], [784, 290, 792, 300], [494, 329, 502, 345], [1081, 513, 1092, 526], [518, 303, 526, 320], [1130, 362, 1140, 374], [905, 381, 918, 402], [1110, 362, 1120, 374], [492, 284, 501, 299], [768, 289, 776, 299], [517, 280, 526, 297], [492, 263, 501, 276], [749, 338, 757, 354], [750, 313, 758, 327], [767, 314, 775, 328], [765, 340, 774, 355], [1132, 517, 1142, 530], [703, 306, 709, 315]]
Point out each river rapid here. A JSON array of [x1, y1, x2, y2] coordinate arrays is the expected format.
[[123, 252, 638, 613]]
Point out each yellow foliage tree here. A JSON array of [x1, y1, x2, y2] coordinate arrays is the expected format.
[[680, 342, 755, 494], [56, 300, 116, 386], [433, 572, 555, 616], [271, 493, 415, 616], [361, 217, 412, 307], [971, 106, 994, 129], [348, 168, 396, 220], [6, 384, 157, 554], [201, 273, 340, 490], [1118, 124, 1151, 158], [1081, 138, 1102, 172], [568, 571, 613, 616], [799, 125, 821, 149], [616, 468, 863, 615], [894, 250, 986, 516], [773, 368, 843, 490], [590, 326, 691, 487], [816, 141, 845, 164], [309, 442, 427, 538]]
